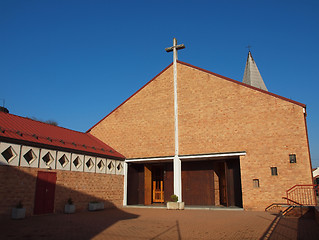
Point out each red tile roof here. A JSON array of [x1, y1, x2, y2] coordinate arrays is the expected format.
[[0, 112, 125, 159]]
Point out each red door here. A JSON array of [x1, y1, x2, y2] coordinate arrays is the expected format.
[[34, 171, 57, 215]]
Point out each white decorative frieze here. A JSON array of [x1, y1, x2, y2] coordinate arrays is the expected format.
[[56, 151, 71, 170], [0, 142, 20, 166], [0, 141, 121, 175], [115, 161, 124, 175], [106, 159, 116, 174], [84, 156, 96, 173], [20, 146, 40, 168], [39, 149, 56, 169], [96, 158, 106, 174], [71, 154, 84, 172]]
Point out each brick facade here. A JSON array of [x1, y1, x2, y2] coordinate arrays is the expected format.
[[89, 62, 313, 210], [0, 166, 123, 217]]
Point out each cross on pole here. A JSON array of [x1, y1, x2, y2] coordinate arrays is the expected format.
[[165, 38, 185, 202], [165, 38, 185, 157], [165, 38, 185, 63]]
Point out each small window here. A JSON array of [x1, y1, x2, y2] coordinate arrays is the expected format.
[[253, 179, 260, 188], [289, 154, 296, 163], [271, 167, 278, 176]]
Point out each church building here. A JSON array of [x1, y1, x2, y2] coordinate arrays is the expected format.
[[0, 42, 315, 216], [87, 44, 314, 210]]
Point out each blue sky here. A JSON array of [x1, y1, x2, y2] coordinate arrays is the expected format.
[[1, 0, 318, 167]]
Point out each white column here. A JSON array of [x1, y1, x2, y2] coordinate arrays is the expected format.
[[123, 161, 128, 206], [173, 38, 182, 202], [173, 155, 182, 202]]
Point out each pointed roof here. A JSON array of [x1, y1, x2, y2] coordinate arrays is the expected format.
[[242, 51, 268, 91], [87, 61, 306, 133], [0, 112, 125, 159]]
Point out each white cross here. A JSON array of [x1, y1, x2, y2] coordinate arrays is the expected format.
[[165, 38, 185, 202]]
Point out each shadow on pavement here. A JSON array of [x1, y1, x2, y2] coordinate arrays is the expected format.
[[260, 207, 319, 240], [0, 166, 139, 239]]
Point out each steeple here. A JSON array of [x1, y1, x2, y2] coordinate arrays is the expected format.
[[242, 51, 268, 91]]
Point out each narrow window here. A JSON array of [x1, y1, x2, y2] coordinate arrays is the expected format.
[[289, 154, 296, 163], [271, 167, 278, 176], [253, 179, 260, 188]]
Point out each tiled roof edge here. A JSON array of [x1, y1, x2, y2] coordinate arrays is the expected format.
[[86, 132, 126, 159]]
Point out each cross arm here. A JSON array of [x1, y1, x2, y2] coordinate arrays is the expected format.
[[165, 44, 185, 52]]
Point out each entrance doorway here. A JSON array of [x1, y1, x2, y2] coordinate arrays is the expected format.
[[181, 158, 243, 207], [152, 166, 164, 203], [34, 171, 57, 215]]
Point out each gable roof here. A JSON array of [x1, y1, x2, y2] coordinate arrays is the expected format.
[[0, 112, 125, 159], [87, 61, 306, 133]]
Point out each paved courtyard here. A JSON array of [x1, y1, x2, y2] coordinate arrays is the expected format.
[[0, 207, 318, 239]]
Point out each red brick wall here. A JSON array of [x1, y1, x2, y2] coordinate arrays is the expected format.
[[89, 66, 175, 159], [0, 166, 123, 217], [177, 63, 313, 210], [89, 62, 313, 210]]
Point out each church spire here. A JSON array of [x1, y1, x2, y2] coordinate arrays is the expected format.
[[242, 51, 268, 91]]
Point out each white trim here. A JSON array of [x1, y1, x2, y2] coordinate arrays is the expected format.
[[179, 152, 246, 160], [123, 162, 128, 206], [125, 151, 246, 163], [126, 156, 174, 163]]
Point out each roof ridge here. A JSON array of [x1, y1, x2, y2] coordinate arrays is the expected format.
[[0, 112, 89, 135], [177, 60, 305, 108], [0, 126, 101, 150], [87, 60, 306, 133]]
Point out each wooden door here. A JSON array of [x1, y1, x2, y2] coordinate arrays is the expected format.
[[127, 163, 144, 205], [34, 171, 57, 215], [225, 158, 243, 207], [144, 165, 152, 205], [152, 166, 164, 203], [182, 161, 215, 205]]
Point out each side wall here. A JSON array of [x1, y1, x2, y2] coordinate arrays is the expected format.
[[0, 165, 123, 217], [177, 63, 313, 210]]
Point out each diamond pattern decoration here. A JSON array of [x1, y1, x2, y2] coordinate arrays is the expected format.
[[1, 146, 17, 163], [108, 161, 114, 171], [23, 149, 37, 165], [73, 156, 82, 169], [86, 158, 94, 170], [42, 152, 54, 166], [117, 162, 123, 173], [97, 160, 105, 171], [58, 154, 69, 168]]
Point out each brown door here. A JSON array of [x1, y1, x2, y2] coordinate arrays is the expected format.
[[144, 164, 152, 205], [127, 163, 145, 205], [182, 161, 215, 205], [225, 158, 243, 207], [152, 166, 164, 203], [34, 171, 57, 215]]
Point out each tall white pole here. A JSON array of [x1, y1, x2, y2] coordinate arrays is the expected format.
[[165, 38, 185, 202], [172, 38, 182, 202]]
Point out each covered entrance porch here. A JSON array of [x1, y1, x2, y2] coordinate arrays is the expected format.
[[125, 152, 245, 208]]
